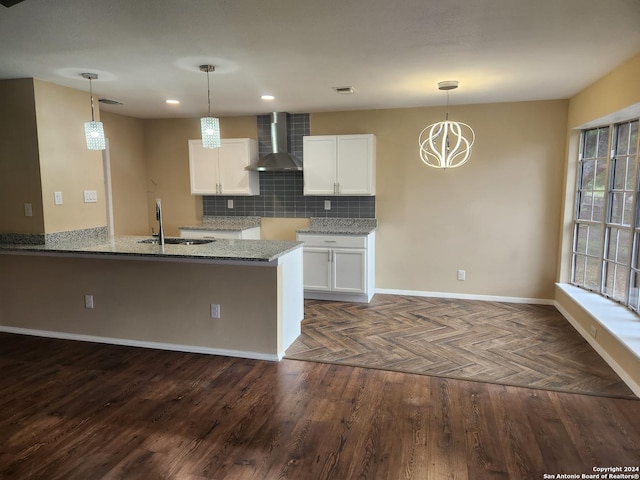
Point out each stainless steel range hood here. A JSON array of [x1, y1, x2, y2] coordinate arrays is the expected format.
[[247, 112, 302, 171]]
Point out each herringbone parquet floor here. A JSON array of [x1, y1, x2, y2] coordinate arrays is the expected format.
[[285, 294, 637, 399]]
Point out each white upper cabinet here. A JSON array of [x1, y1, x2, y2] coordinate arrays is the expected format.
[[188, 138, 259, 195], [303, 134, 376, 196]]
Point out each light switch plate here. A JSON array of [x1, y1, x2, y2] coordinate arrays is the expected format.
[[24, 203, 33, 217], [54, 191, 63, 205], [83, 190, 98, 203]]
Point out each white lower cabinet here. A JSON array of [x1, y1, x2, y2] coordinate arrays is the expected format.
[[296, 232, 375, 303]]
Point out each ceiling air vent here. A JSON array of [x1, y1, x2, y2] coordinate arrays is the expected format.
[[99, 98, 124, 105], [333, 86, 356, 95]]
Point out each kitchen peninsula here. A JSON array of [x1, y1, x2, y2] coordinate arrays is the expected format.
[[0, 236, 303, 361]]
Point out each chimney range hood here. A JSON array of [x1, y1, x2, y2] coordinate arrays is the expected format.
[[247, 112, 303, 171]]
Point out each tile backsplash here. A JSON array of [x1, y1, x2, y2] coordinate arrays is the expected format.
[[202, 113, 376, 219]]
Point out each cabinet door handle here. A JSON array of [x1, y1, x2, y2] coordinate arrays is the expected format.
[[324, 240, 337, 243]]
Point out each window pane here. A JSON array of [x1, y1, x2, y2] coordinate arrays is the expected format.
[[606, 227, 631, 264], [580, 159, 596, 189], [597, 126, 610, 157], [604, 263, 629, 302], [623, 192, 634, 226], [585, 257, 601, 290], [595, 159, 608, 189], [617, 123, 630, 156], [612, 157, 627, 190], [629, 271, 640, 310], [578, 192, 593, 220], [630, 121, 638, 155], [610, 192, 623, 224], [573, 254, 585, 285], [592, 191, 605, 221], [587, 224, 603, 256], [584, 129, 598, 158], [626, 157, 637, 190]]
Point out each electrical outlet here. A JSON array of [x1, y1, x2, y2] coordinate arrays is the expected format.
[[590, 325, 597, 338], [54, 191, 63, 205], [457, 269, 466, 281], [227, 199, 233, 209], [24, 203, 33, 217], [324, 200, 331, 210], [84, 295, 94, 309], [210, 304, 220, 318]]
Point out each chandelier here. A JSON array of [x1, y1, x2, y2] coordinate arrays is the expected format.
[[419, 81, 474, 169]]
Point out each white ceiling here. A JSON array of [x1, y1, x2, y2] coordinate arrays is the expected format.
[[1, 0, 639, 119]]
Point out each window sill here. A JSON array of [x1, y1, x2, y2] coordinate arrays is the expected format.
[[555, 283, 640, 360]]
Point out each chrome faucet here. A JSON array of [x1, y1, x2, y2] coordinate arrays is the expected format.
[[155, 198, 165, 246]]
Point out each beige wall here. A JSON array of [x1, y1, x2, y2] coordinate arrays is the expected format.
[[102, 111, 148, 235], [312, 101, 568, 299], [0, 78, 44, 234], [567, 54, 640, 129], [33, 80, 107, 233]]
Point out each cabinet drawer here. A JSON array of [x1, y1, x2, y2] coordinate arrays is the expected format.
[[297, 234, 366, 248]]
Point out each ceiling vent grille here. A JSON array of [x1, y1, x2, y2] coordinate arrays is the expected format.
[[99, 98, 124, 105], [333, 86, 356, 95]]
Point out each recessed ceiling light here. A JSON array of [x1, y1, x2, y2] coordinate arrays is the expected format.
[[166, 99, 180, 105], [261, 94, 275, 100]]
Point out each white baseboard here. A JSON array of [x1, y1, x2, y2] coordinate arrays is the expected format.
[[554, 300, 640, 398], [0, 326, 282, 362], [375, 288, 554, 305]]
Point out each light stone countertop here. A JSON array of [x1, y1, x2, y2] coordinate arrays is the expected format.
[[297, 217, 377, 235], [0, 235, 301, 263], [180, 216, 261, 232]]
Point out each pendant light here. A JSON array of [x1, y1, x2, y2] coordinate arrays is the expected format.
[[81, 73, 106, 151], [199, 64, 221, 148], [419, 81, 474, 169]]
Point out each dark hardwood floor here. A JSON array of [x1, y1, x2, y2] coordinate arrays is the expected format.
[[1, 332, 639, 479]]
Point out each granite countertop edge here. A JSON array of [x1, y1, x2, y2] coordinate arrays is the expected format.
[[296, 226, 377, 235], [180, 216, 262, 232], [0, 236, 302, 263], [297, 217, 378, 235]]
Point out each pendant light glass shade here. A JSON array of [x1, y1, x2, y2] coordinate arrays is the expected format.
[[200, 65, 221, 149], [81, 73, 106, 151], [419, 81, 474, 169], [201, 116, 221, 148], [84, 120, 106, 150]]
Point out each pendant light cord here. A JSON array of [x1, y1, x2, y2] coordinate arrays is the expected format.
[[206, 70, 212, 117], [445, 90, 450, 121], [89, 77, 96, 122]]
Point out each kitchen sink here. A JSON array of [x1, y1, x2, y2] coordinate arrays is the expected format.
[[138, 237, 215, 245]]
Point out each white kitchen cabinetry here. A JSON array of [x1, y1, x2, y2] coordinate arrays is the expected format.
[[179, 227, 261, 240], [188, 138, 259, 195], [296, 232, 375, 303], [303, 134, 375, 195]]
